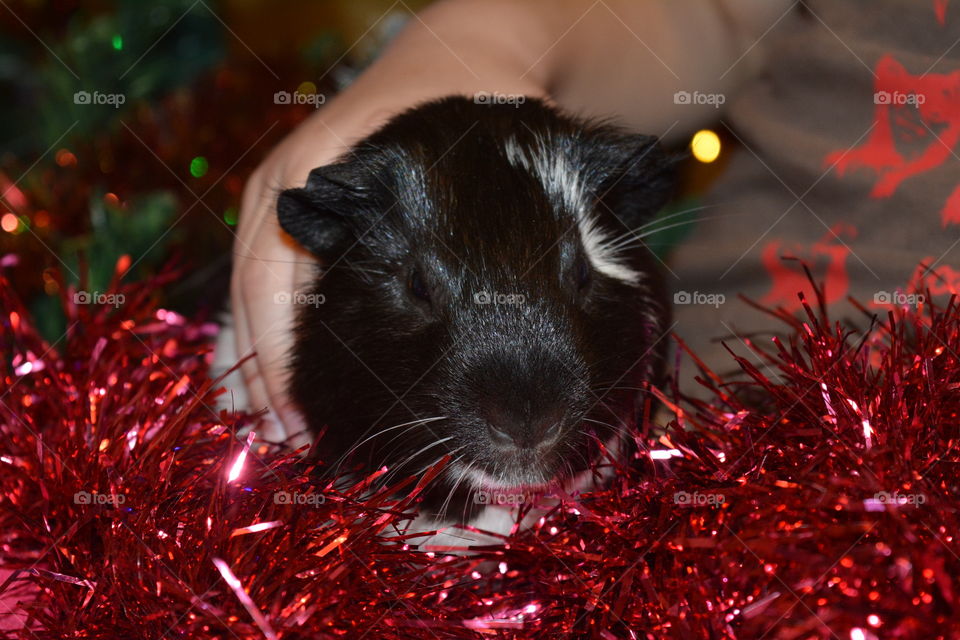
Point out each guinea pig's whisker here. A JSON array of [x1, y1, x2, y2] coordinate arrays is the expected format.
[[581, 426, 632, 458], [379, 418, 449, 449], [434, 468, 460, 523], [563, 438, 592, 472], [341, 263, 389, 276], [339, 259, 392, 285], [581, 395, 633, 425], [593, 385, 650, 393], [582, 418, 633, 443], [574, 451, 592, 477], [409, 446, 467, 480], [607, 212, 739, 253], [607, 203, 715, 236], [604, 214, 737, 251], [641, 203, 716, 226], [606, 220, 701, 252], [377, 425, 458, 467], [601, 204, 713, 249], [445, 453, 467, 474], [562, 458, 577, 486], [378, 435, 457, 486], [438, 459, 475, 525], [388, 436, 456, 473], [325, 416, 447, 481], [582, 429, 617, 450], [454, 459, 481, 513], [582, 417, 625, 430], [591, 377, 651, 387], [342, 416, 446, 459]]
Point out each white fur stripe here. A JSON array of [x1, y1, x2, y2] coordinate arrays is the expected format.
[[503, 136, 642, 286]]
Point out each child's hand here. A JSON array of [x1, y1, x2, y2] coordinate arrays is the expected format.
[[228, 107, 357, 444]]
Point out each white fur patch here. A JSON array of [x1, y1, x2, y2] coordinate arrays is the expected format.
[[404, 507, 521, 550], [397, 432, 624, 552], [503, 136, 642, 286]]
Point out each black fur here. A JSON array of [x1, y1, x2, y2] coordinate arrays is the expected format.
[[277, 96, 677, 520]]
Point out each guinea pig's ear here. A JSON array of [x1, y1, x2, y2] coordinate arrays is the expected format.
[[593, 134, 681, 228], [276, 163, 371, 257]]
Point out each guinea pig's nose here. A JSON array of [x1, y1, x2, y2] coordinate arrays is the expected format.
[[485, 405, 564, 450]]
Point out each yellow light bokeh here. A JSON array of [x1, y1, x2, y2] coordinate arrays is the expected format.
[[297, 80, 317, 95], [691, 129, 721, 163]]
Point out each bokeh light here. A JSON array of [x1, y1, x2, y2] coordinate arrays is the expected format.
[[55, 148, 77, 167], [189, 156, 209, 178], [691, 129, 721, 163], [1, 213, 18, 233], [1, 213, 25, 234]]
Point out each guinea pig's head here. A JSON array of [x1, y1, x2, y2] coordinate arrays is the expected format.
[[277, 96, 677, 507]]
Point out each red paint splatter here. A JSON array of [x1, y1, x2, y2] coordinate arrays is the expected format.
[[907, 257, 960, 296], [760, 224, 855, 313], [935, 0, 949, 25], [825, 55, 960, 224], [942, 184, 960, 226]]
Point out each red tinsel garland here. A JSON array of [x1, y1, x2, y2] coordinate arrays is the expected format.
[[1, 260, 959, 639]]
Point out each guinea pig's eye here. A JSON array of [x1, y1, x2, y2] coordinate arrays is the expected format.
[[575, 257, 592, 290], [408, 269, 431, 302]]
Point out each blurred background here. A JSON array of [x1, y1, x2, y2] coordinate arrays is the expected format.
[[0, 0, 724, 342]]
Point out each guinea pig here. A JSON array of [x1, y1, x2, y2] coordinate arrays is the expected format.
[[251, 96, 677, 541]]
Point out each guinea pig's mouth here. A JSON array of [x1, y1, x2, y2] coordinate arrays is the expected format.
[[463, 466, 557, 493], [447, 421, 625, 497]]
